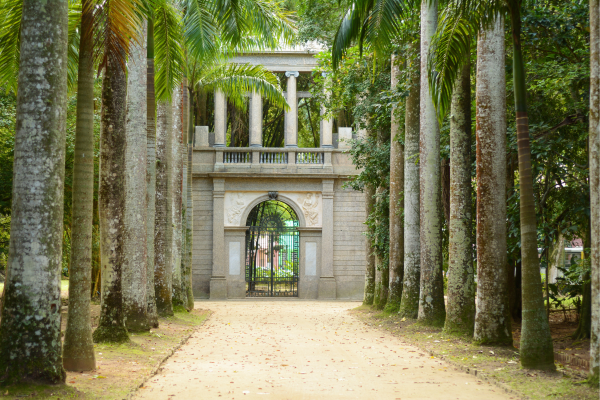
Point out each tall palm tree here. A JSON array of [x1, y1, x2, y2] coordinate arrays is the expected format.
[[146, 16, 160, 328], [63, 0, 98, 370], [472, 16, 512, 345], [154, 97, 175, 317], [417, 0, 445, 327], [428, 0, 555, 371], [93, 0, 144, 343], [399, 42, 421, 319], [387, 54, 404, 313], [0, 0, 69, 383], [123, 20, 150, 332], [444, 59, 475, 335], [588, 0, 599, 385]]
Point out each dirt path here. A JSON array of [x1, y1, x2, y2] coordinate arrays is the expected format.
[[134, 301, 513, 400]]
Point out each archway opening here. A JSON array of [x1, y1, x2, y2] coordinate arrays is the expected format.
[[245, 200, 299, 297]]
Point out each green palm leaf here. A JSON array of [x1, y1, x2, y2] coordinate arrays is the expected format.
[[154, 0, 185, 101], [427, 0, 504, 120], [332, 0, 414, 69], [195, 59, 288, 111]]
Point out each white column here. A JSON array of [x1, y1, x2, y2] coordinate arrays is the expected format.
[[214, 90, 226, 147], [320, 73, 333, 148], [285, 71, 299, 148], [250, 91, 262, 147]]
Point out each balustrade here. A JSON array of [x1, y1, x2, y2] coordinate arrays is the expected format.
[[223, 151, 251, 164], [296, 152, 324, 164]]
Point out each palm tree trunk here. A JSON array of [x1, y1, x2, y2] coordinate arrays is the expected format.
[[93, 57, 130, 344], [146, 20, 159, 328], [123, 20, 149, 332], [363, 184, 376, 305], [473, 15, 512, 345], [387, 54, 405, 313], [398, 44, 420, 319], [171, 85, 184, 307], [589, 0, 600, 385], [0, 0, 68, 384], [155, 99, 174, 317], [63, 0, 97, 371], [508, 2, 555, 370], [444, 61, 475, 335], [374, 129, 389, 311], [184, 85, 195, 310], [418, 0, 446, 327]]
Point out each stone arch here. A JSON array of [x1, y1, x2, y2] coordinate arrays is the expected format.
[[239, 194, 306, 228]]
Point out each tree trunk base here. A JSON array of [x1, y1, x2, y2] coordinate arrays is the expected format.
[[63, 356, 96, 372], [92, 326, 129, 344], [384, 300, 401, 314]]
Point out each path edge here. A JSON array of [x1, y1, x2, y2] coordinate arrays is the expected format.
[[126, 310, 213, 399]]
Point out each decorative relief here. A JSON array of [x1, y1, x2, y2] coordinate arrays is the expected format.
[[224, 191, 322, 227], [227, 193, 246, 224], [301, 192, 320, 226]]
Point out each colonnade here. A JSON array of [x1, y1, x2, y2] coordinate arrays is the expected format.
[[213, 71, 333, 148]]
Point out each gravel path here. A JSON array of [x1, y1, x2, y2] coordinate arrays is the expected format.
[[134, 301, 512, 400]]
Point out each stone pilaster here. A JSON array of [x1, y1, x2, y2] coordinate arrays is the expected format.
[[250, 91, 262, 147], [210, 178, 227, 298], [318, 179, 336, 299], [285, 71, 299, 148], [195, 126, 209, 147], [214, 90, 226, 147], [321, 73, 333, 148]]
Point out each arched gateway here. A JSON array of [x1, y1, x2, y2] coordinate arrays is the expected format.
[[190, 44, 367, 300], [245, 200, 299, 297]]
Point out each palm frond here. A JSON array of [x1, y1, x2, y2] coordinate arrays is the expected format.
[[197, 61, 288, 111], [154, 0, 185, 101], [332, 0, 414, 70], [212, 0, 296, 49], [67, 4, 83, 92], [427, 0, 504, 120], [180, 0, 220, 60], [0, 0, 22, 93], [94, 0, 145, 72]]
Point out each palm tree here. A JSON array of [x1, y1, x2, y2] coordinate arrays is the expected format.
[[146, 16, 160, 328], [0, 0, 69, 383], [444, 59, 475, 335], [171, 84, 185, 308], [588, 0, 599, 385], [417, 0, 445, 327], [155, 97, 175, 317], [472, 16, 512, 345], [428, 0, 555, 370], [93, 0, 144, 343], [399, 42, 421, 319], [386, 54, 404, 313], [63, 0, 98, 370], [364, 184, 377, 305], [123, 20, 150, 332]]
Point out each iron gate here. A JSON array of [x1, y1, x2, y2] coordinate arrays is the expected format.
[[245, 200, 299, 297]]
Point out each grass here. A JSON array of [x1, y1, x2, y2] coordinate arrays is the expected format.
[[352, 306, 598, 400]]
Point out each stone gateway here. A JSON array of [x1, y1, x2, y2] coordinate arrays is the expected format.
[[191, 45, 366, 300]]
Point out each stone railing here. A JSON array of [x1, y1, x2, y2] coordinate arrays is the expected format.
[[217, 147, 331, 166]]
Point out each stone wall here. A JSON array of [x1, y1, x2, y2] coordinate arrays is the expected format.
[[192, 178, 213, 298], [333, 180, 367, 299]]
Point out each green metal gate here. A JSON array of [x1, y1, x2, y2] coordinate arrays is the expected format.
[[245, 200, 299, 297]]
